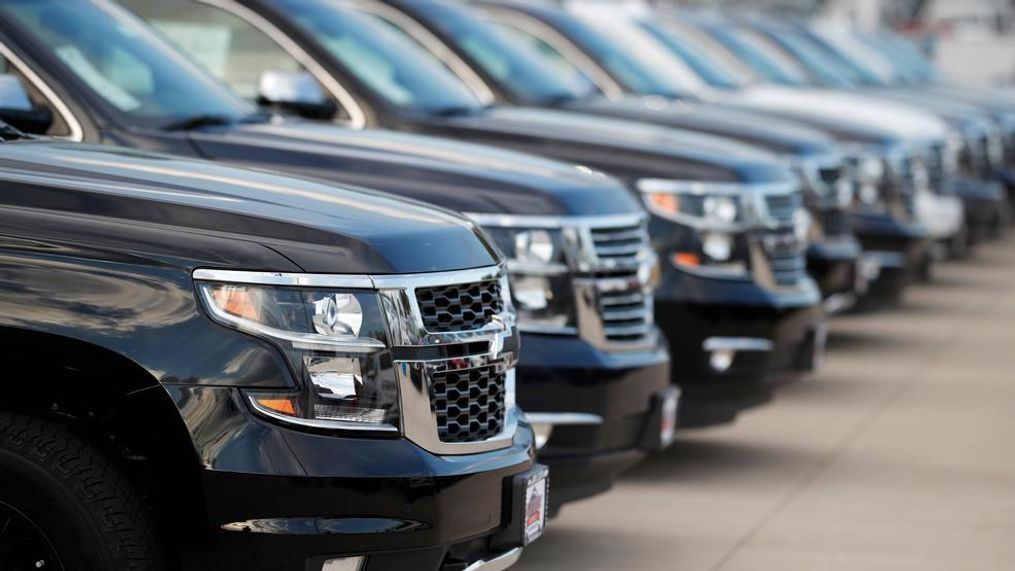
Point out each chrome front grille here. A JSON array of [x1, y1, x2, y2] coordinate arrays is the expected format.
[[377, 265, 518, 456], [416, 279, 503, 333], [765, 192, 802, 227], [587, 219, 656, 347], [431, 364, 505, 443], [769, 248, 807, 286], [924, 143, 948, 190]]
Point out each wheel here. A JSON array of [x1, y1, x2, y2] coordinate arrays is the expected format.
[[0, 413, 165, 571]]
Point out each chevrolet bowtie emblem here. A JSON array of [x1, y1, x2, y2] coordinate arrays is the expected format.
[[490, 315, 506, 358]]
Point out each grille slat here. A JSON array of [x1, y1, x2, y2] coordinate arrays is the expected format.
[[416, 279, 503, 333], [768, 251, 806, 286], [765, 193, 800, 227], [603, 323, 654, 337], [600, 292, 646, 306], [593, 243, 643, 257], [601, 307, 653, 322], [591, 228, 645, 242], [431, 365, 505, 444]]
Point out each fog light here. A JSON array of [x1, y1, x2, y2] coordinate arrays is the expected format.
[[702, 232, 732, 261], [322, 557, 365, 571], [531, 423, 554, 450], [513, 275, 551, 310], [709, 349, 735, 373]]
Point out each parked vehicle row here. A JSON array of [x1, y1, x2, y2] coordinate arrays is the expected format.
[[0, 0, 1011, 569]]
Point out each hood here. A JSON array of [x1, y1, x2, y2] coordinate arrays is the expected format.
[[417, 106, 795, 185], [566, 95, 840, 158], [0, 141, 496, 274], [187, 120, 640, 217], [866, 88, 997, 133], [722, 85, 949, 144]]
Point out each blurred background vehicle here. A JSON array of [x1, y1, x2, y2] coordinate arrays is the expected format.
[[348, 0, 864, 313], [478, 1, 937, 304]]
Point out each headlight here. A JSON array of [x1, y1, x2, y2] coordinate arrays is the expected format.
[[479, 226, 577, 332], [637, 179, 743, 228], [857, 156, 885, 184], [637, 179, 754, 277], [847, 155, 889, 208], [196, 281, 399, 432]]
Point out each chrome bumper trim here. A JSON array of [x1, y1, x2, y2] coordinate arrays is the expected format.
[[464, 548, 524, 571], [525, 412, 604, 426], [702, 337, 775, 352]]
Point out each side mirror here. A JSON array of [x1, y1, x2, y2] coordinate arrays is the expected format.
[[257, 70, 336, 120], [0, 74, 52, 134]]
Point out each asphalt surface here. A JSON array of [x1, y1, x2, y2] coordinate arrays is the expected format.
[[515, 235, 1015, 570]]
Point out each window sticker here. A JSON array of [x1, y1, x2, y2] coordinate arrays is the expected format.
[[152, 22, 233, 78], [55, 45, 141, 111]]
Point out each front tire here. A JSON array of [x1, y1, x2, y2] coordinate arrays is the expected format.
[[0, 413, 165, 571]]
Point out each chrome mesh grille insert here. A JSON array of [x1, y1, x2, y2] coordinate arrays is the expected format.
[[416, 279, 503, 333], [431, 365, 505, 443], [589, 220, 654, 345]]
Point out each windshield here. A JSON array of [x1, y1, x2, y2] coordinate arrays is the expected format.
[[404, 2, 593, 104], [758, 26, 858, 88], [692, 21, 809, 87], [546, 11, 690, 97], [798, 28, 890, 86], [267, 0, 482, 114], [638, 20, 745, 89], [0, 0, 254, 128], [861, 33, 938, 84]]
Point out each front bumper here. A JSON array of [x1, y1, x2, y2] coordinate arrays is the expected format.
[[516, 334, 671, 511], [655, 270, 823, 428], [165, 385, 539, 571], [850, 211, 931, 306]]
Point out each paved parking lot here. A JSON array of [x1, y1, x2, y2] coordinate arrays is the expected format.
[[516, 235, 1015, 570]]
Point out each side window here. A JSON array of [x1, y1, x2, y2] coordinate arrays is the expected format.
[[0, 54, 72, 137], [120, 0, 349, 119]]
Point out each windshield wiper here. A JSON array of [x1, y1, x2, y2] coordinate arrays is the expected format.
[[539, 93, 580, 107], [432, 105, 483, 117], [161, 114, 236, 132]]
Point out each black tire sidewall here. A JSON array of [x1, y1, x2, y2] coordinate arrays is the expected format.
[[0, 447, 113, 571]]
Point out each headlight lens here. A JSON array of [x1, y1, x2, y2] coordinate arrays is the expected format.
[[847, 155, 889, 208], [858, 156, 885, 184], [197, 282, 398, 431], [641, 188, 747, 227], [479, 226, 577, 332], [638, 180, 743, 228]]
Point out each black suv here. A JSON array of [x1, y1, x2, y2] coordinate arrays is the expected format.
[[120, 0, 825, 428], [0, 0, 677, 512], [0, 134, 545, 569]]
